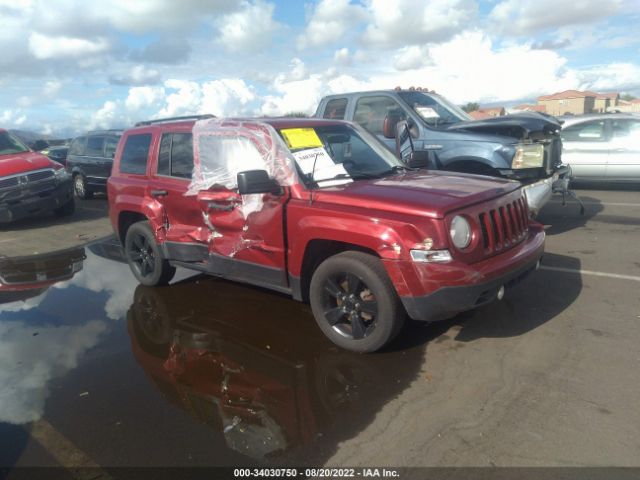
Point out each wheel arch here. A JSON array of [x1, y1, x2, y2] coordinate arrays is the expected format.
[[297, 239, 380, 302]]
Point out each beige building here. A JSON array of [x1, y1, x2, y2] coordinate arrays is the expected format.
[[537, 90, 620, 115], [610, 98, 640, 113]]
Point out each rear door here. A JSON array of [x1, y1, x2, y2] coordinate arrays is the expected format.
[[150, 129, 209, 260], [560, 119, 609, 179], [607, 118, 640, 180], [83, 135, 106, 183]]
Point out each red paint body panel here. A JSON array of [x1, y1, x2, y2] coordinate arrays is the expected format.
[[108, 117, 545, 322]]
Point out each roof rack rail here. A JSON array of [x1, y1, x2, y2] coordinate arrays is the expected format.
[[135, 114, 216, 127], [87, 129, 124, 135]]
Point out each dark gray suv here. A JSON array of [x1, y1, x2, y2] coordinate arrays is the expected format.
[[66, 130, 122, 199]]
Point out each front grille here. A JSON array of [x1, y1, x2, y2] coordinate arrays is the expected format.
[[478, 196, 529, 254], [0, 169, 55, 191], [26, 169, 55, 182], [0, 177, 19, 189], [0, 259, 74, 285]]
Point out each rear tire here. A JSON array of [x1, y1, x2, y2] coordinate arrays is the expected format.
[[309, 251, 405, 353], [124, 221, 175, 286], [73, 174, 93, 199], [54, 198, 75, 217]]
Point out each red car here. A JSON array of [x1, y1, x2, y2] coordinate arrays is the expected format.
[[0, 129, 75, 222], [108, 116, 544, 352]]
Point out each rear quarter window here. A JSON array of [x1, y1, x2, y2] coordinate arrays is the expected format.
[[120, 134, 151, 175]]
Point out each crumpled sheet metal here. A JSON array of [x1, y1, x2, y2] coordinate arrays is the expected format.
[[187, 118, 297, 197]]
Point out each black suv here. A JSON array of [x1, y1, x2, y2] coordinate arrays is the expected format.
[[66, 130, 122, 198]]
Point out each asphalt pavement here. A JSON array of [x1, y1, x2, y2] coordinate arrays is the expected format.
[[0, 187, 638, 476]]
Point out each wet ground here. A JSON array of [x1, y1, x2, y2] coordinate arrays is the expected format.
[[0, 188, 639, 475]]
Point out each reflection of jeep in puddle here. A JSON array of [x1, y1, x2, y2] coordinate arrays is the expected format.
[[127, 279, 424, 459], [0, 247, 85, 304]]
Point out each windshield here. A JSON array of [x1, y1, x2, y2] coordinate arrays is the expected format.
[[398, 91, 472, 127], [278, 123, 405, 188], [0, 131, 30, 156]]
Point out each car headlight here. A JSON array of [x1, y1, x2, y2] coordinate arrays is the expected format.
[[512, 144, 544, 169], [450, 215, 471, 249]]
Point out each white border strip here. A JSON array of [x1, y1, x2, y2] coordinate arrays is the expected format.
[[540, 265, 640, 282]]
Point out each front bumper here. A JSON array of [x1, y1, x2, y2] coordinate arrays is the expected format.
[[387, 225, 545, 322], [522, 173, 556, 216], [0, 178, 73, 223]]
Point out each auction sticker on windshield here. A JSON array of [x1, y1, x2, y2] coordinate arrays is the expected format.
[[292, 147, 351, 187], [280, 128, 323, 150], [415, 106, 439, 119]]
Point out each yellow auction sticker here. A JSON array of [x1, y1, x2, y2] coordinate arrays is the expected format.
[[280, 128, 323, 150]]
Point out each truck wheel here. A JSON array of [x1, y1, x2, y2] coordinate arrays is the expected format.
[[124, 221, 175, 286], [309, 251, 405, 353], [73, 174, 93, 199], [54, 198, 76, 217]]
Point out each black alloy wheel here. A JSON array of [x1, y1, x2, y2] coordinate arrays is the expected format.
[[310, 251, 405, 353], [124, 221, 175, 286]]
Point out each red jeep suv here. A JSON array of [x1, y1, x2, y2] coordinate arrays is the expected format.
[[1, 129, 75, 223], [108, 116, 544, 352]]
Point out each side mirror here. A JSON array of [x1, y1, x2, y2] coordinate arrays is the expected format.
[[404, 150, 432, 169], [383, 111, 404, 139], [237, 170, 282, 195]]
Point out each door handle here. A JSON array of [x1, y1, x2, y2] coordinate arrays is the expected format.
[[207, 201, 234, 211], [150, 190, 168, 197]]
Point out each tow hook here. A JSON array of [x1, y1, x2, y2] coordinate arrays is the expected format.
[[552, 165, 585, 215]]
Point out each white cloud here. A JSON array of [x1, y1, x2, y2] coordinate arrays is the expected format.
[[42, 80, 63, 97], [577, 63, 640, 92], [298, 0, 365, 48], [29, 33, 109, 59], [0, 109, 28, 127], [218, 0, 279, 52], [125, 86, 165, 111], [110, 65, 162, 86], [362, 0, 478, 48], [159, 78, 255, 117], [333, 48, 351, 66], [393, 45, 431, 71], [0, 319, 106, 424], [490, 0, 623, 35], [89, 100, 122, 130]]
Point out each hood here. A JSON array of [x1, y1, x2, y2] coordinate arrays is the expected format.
[[315, 170, 520, 219], [0, 151, 57, 177], [446, 112, 561, 139]]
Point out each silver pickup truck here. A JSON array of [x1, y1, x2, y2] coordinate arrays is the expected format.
[[316, 89, 573, 215]]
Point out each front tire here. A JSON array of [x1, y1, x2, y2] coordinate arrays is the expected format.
[[124, 221, 175, 286], [309, 251, 405, 353], [73, 174, 93, 199]]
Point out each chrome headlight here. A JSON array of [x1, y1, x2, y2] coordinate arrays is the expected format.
[[450, 215, 471, 249], [512, 144, 544, 169]]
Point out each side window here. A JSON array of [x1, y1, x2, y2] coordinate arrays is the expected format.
[[85, 136, 105, 156], [158, 134, 171, 175], [560, 120, 606, 142], [171, 133, 193, 178], [353, 96, 406, 136], [120, 134, 151, 175], [69, 136, 86, 156], [157, 133, 193, 179], [104, 136, 119, 158], [611, 119, 640, 139], [323, 98, 348, 119]]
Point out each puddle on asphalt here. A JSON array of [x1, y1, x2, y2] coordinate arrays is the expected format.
[[0, 237, 428, 467]]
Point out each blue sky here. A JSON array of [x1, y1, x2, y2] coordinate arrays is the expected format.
[[1, 0, 639, 137]]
